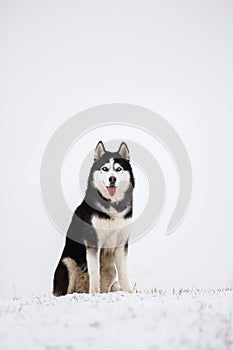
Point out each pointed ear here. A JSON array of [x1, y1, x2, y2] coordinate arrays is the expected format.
[[94, 141, 106, 161], [118, 142, 130, 160]]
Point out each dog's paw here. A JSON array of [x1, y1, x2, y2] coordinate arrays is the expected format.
[[110, 281, 121, 292], [120, 282, 132, 293], [89, 285, 100, 294], [113, 281, 132, 293]]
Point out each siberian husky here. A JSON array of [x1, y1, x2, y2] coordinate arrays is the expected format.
[[53, 141, 135, 296]]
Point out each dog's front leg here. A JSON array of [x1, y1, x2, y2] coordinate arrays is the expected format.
[[86, 247, 100, 293], [114, 246, 131, 292]]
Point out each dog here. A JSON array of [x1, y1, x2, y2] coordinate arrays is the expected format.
[[53, 141, 135, 296]]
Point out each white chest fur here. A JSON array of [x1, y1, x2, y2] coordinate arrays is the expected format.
[[91, 208, 131, 249]]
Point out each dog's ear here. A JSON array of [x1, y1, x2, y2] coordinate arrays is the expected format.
[[94, 141, 106, 161], [118, 142, 130, 160]]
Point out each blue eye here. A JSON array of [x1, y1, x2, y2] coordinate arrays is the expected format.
[[116, 167, 122, 172], [101, 166, 108, 172]]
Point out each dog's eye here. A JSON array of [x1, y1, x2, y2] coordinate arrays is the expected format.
[[101, 166, 108, 172], [116, 167, 122, 172]]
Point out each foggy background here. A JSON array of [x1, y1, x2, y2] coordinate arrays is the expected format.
[[1, 0, 233, 297]]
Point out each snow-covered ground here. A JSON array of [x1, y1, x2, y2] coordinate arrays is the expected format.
[[0, 289, 232, 350]]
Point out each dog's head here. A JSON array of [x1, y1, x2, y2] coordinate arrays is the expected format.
[[88, 141, 135, 203]]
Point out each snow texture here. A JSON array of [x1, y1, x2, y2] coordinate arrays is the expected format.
[[0, 290, 232, 350]]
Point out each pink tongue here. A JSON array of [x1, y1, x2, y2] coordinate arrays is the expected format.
[[107, 186, 116, 196]]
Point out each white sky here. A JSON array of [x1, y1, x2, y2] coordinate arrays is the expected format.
[[1, 0, 233, 297]]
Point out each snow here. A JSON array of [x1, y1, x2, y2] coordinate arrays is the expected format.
[[0, 289, 232, 350]]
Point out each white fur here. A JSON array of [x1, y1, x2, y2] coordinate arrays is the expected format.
[[86, 247, 100, 293], [86, 208, 131, 293], [114, 246, 131, 292], [93, 158, 131, 202], [91, 213, 131, 249]]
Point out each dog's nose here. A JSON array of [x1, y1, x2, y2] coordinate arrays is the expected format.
[[109, 176, 116, 184]]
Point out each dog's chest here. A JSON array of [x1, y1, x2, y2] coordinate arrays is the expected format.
[[91, 210, 131, 248]]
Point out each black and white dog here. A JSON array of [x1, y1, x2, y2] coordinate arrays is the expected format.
[[53, 141, 135, 296]]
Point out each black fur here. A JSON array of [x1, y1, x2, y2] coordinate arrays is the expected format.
[[124, 240, 129, 254], [53, 260, 69, 296]]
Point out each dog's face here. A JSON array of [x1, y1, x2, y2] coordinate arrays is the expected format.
[[89, 141, 134, 202]]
